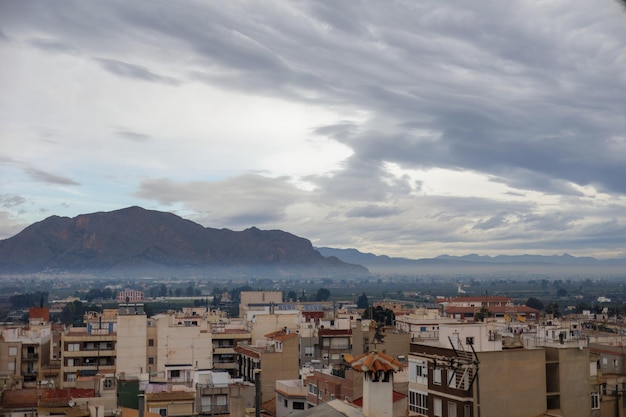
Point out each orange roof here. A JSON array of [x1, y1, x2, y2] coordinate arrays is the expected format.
[[437, 296, 510, 303], [445, 306, 539, 314], [319, 329, 352, 336], [265, 330, 298, 342], [234, 345, 261, 358], [349, 351, 403, 374], [29, 307, 50, 321]]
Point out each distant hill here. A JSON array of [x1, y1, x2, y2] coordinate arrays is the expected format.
[[316, 247, 626, 276], [0, 207, 368, 277]]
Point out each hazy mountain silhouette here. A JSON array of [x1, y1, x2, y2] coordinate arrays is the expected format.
[[0, 207, 368, 277], [316, 247, 626, 275]]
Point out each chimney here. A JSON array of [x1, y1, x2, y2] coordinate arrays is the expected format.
[[349, 351, 401, 417]]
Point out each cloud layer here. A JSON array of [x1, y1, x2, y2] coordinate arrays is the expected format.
[[1, 0, 625, 259]]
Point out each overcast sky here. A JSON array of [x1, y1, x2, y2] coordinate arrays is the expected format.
[[1, 1, 625, 259]]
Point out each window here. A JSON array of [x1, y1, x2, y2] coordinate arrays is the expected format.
[[8, 346, 17, 356], [308, 383, 318, 396], [305, 346, 314, 357], [410, 360, 428, 385], [148, 357, 154, 365], [148, 339, 154, 347], [293, 402, 305, 410], [170, 370, 180, 378], [591, 392, 600, 409], [464, 404, 471, 417], [448, 370, 457, 389], [433, 368, 442, 385], [66, 373, 77, 382], [284, 399, 288, 407], [8, 361, 15, 371], [409, 390, 427, 414], [448, 401, 457, 417], [465, 336, 474, 346], [67, 343, 80, 352], [103, 378, 115, 390], [433, 398, 443, 417]]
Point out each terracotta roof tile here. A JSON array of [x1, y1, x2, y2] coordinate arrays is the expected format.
[[264, 330, 298, 341], [349, 351, 403, 374]]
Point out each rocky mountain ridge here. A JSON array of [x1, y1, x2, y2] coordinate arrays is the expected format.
[[0, 206, 367, 277]]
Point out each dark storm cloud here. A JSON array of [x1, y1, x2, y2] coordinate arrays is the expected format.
[[25, 168, 80, 186]]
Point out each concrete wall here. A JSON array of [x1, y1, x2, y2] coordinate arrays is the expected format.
[[116, 313, 148, 377], [477, 348, 546, 417], [258, 336, 299, 402], [550, 347, 592, 417], [250, 313, 300, 344]]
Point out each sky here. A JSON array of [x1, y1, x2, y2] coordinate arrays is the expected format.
[[1, 1, 626, 260]]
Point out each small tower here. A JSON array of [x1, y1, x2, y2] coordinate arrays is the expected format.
[[348, 351, 402, 417]]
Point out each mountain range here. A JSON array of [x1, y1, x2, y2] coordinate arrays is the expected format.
[[316, 247, 626, 275], [1, 206, 624, 277], [0, 206, 367, 277]]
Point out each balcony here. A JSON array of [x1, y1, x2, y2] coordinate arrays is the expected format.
[[212, 362, 237, 370], [213, 347, 235, 355], [63, 350, 116, 357], [276, 380, 307, 397]]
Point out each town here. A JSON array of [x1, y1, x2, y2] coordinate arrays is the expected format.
[[0, 277, 624, 417]]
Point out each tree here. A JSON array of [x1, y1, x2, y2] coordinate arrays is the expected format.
[[287, 290, 298, 302], [356, 293, 369, 309], [525, 297, 544, 311], [363, 306, 395, 326], [545, 302, 561, 318], [475, 306, 493, 322], [315, 288, 331, 301], [556, 288, 568, 297]]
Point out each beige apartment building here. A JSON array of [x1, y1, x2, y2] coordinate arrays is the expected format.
[[210, 319, 252, 377], [235, 329, 300, 404], [0, 308, 54, 390], [408, 321, 596, 417], [61, 309, 118, 388], [117, 304, 214, 383]]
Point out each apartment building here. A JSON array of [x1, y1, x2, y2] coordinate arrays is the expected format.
[[408, 321, 597, 417], [304, 365, 362, 406], [235, 329, 299, 404], [0, 308, 53, 390], [275, 379, 309, 416], [352, 319, 411, 360], [210, 320, 251, 378], [294, 351, 404, 417], [61, 310, 117, 388]]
